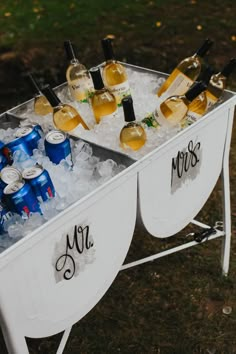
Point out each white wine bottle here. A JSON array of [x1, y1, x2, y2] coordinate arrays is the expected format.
[[101, 38, 130, 105], [27, 73, 53, 116], [186, 66, 214, 123], [157, 38, 213, 99], [120, 96, 146, 151], [205, 58, 236, 108], [187, 58, 236, 123], [64, 40, 93, 103], [42, 85, 89, 135], [152, 81, 207, 127], [89, 67, 117, 124]]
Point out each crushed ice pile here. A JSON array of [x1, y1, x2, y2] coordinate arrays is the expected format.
[[13, 67, 181, 160], [0, 127, 126, 252]]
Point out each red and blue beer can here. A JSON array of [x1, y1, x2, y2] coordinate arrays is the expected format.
[[2, 136, 33, 163], [14, 125, 42, 152], [3, 180, 41, 216], [44, 130, 72, 165], [0, 140, 8, 170], [0, 202, 13, 235], [22, 165, 55, 202]]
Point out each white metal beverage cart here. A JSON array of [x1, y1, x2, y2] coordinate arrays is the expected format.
[[0, 63, 235, 354]]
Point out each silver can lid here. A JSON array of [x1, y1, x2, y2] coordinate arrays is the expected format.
[[22, 165, 43, 180], [14, 126, 33, 138], [45, 130, 66, 144], [0, 166, 22, 185], [4, 180, 25, 195]]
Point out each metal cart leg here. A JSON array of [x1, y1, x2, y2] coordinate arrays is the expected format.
[[221, 161, 232, 276], [1, 324, 73, 354], [1, 324, 29, 354], [220, 106, 235, 276], [56, 326, 73, 354]]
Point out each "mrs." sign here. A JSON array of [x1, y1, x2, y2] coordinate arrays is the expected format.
[[171, 139, 202, 193]]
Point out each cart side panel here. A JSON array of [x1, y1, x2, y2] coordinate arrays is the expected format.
[[0, 172, 137, 338], [138, 103, 232, 238]]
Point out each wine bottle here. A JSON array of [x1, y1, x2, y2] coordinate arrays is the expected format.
[[187, 59, 236, 124], [41, 85, 89, 135], [149, 81, 207, 128], [27, 73, 53, 116], [89, 67, 117, 124], [101, 38, 130, 105], [120, 96, 146, 151], [186, 66, 214, 123], [157, 38, 213, 99], [205, 58, 236, 108], [64, 40, 93, 103]]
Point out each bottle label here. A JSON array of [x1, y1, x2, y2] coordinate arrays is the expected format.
[[186, 110, 202, 124], [69, 77, 93, 103], [106, 81, 130, 105], [153, 108, 172, 127], [161, 69, 194, 99], [142, 114, 160, 128], [205, 90, 218, 110]]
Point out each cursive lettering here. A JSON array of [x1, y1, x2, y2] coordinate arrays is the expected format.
[[55, 225, 94, 281], [171, 140, 201, 189]]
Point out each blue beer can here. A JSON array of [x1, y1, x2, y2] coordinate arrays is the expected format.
[[3, 136, 33, 163], [33, 124, 44, 135], [3, 180, 41, 216], [0, 140, 7, 171], [0, 202, 13, 235], [14, 125, 42, 151], [0, 154, 7, 171], [22, 165, 55, 202], [44, 130, 72, 165]]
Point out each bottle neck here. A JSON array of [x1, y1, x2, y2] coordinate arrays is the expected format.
[[122, 97, 136, 122], [27, 73, 41, 96], [70, 58, 80, 65], [53, 103, 64, 112], [195, 38, 214, 58], [90, 67, 104, 90], [105, 59, 116, 64], [41, 85, 61, 108], [220, 58, 236, 78], [185, 81, 207, 102], [101, 38, 115, 62], [64, 40, 78, 62]]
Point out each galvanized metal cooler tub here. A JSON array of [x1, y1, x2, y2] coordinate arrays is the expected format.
[[0, 62, 235, 354]]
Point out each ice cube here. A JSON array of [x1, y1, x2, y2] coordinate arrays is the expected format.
[[13, 150, 37, 170], [8, 223, 25, 239], [96, 159, 117, 178]]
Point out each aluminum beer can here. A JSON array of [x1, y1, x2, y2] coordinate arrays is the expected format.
[[22, 165, 55, 202], [44, 130, 72, 164], [3, 180, 41, 216], [0, 140, 8, 171], [0, 166, 22, 199], [3, 136, 33, 163], [0, 202, 13, 235], [1, 166, 22, 185], [14, 125, 42, 151]]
